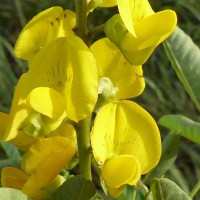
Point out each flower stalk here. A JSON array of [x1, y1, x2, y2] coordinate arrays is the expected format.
[[74, 0, 92, 181], [75, 0, 88, 44], [75, 117, 92, 180]]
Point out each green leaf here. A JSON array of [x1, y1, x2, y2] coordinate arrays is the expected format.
[[0, 141, 21, 159], [164, 26, 200, 111], [158, 114, 200, 144], [52, 175, 97, 200], [0, 158, 21, 170], [143, 133, 180, 184], [151, 178, 192, 200], [0, 188, 33, 200]]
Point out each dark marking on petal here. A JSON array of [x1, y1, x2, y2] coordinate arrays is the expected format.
[[58, 81, 63, 87], [135, 74, 143, 78]]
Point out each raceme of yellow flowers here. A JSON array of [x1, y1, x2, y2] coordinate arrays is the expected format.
[[0, 0, 177, 199]]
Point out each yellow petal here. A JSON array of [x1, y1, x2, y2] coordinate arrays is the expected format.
[[120, 10, 177, 65], [66, 36, 98, 120], [91, 102, 116, 163], [9, 130, 37, 151], [120, 40, 155, 65], [14, 6, 64, 61], [3, 74, 31, 141], [102, 155, 141, 188], [48, 122, 76, 143], [99, 0, 117, 7], [44, 175, 66, 194], [91, 38, 145, 99], [21, 137, 75, 189], [0, 112, 9, 139], [23, 185, 49, 200], [121, 10, 177, 50], [91, 100, 161, 174], [1, 167, 29, 190], [117, 0, 154, 36], [26, 36, 98, 121], [58, 9, 76, 37], [105, 185, 125, 198], [41, 110, 67, 131], [27, 87, 66, 119]]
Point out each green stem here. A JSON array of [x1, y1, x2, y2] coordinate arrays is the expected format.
[[189, 179, 200, 198], [75, 117, 92, 180], [74, 0, 92, 180], [75, 0, 88, 44], [132, 188, 137, 200]]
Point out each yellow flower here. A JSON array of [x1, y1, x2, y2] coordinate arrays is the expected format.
[[1, 137, 75, 200], [14, 6, 76, 62], [25, 36, 98, 121], [0, 74, 66, 150], [91, 100, 161, 197], [0, 74, 33, 144], [104, 0, 177, 65], [1, 34, 98, 149], [91, 38, 145, 102]]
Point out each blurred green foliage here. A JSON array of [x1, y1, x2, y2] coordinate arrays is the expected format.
[[0, 0, 200, 199]]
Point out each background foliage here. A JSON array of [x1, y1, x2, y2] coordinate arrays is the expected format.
[[0, 0, 200, 199]]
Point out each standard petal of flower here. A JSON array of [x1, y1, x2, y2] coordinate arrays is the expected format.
[[21, 137, 75, 189], [91, 101, 161, 174], [27, 87, 66, 119], [1, 167, 29, 190], [66, 36, 98, 120], [58, 9, 76, 37], [14, 6, 64, 61], [25, 36, 98, 121], [102, 155, 141, 188], [91, 38, 145, 99], [117, 0, 154, 36]]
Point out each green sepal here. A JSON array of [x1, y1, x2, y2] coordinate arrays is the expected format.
[[21, 112, 50, 137], [104, 14, 127, 46]]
